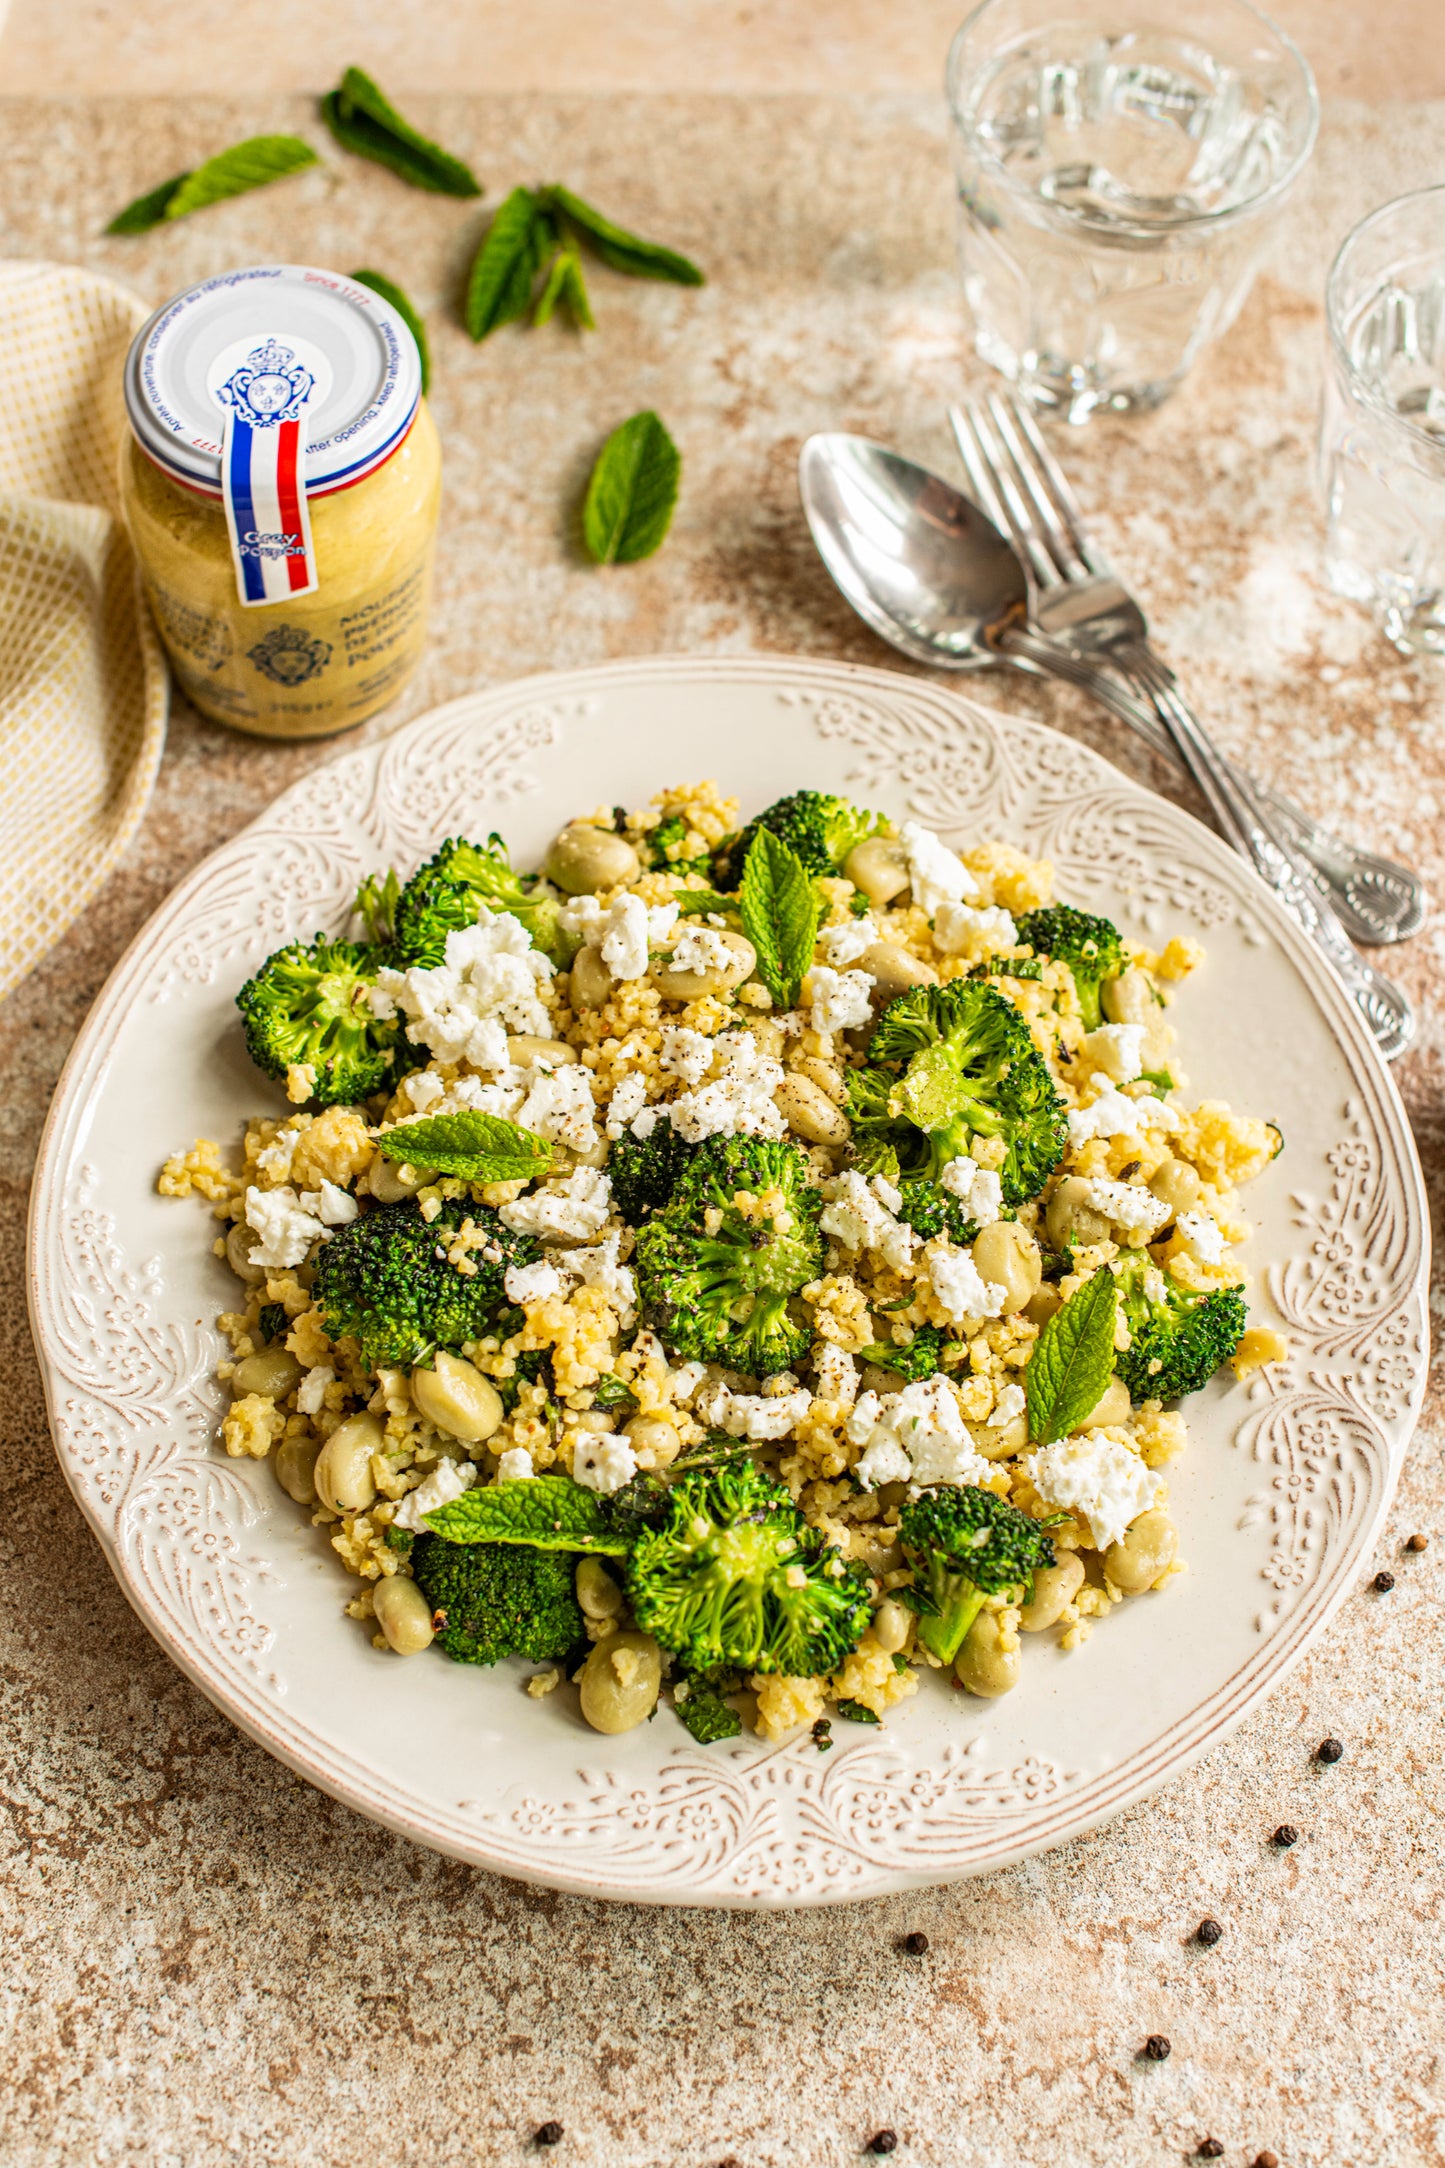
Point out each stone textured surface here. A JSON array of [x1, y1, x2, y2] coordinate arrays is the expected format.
[[1, 85, 1443, 2168]]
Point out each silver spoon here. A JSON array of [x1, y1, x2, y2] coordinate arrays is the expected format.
[[798, 433, 1414, 1060]]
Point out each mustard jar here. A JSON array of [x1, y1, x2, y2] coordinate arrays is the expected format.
[[120, 264, 440, 739]]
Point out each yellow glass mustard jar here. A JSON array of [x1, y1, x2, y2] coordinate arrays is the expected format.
[[120, 265, 440, 739]]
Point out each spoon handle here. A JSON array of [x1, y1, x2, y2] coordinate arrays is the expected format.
[[1001, 628, 1414, 1062], [996, 630, 1425, 946]]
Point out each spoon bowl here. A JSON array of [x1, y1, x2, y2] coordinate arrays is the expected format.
[[798, 433, 1025, 668]]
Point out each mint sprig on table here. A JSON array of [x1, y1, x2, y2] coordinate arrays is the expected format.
[[320, 67, 481, 197], [465, 183, 704, 339], [1025, 1270, 1118, 1446], [376, 1109, 552, 1184], [583, 411, 681, 566], [106, 135, 318, 234], [426, 1475, 631, 1555], [740, 829, 822, 1009], [349, 269, 431, 392]]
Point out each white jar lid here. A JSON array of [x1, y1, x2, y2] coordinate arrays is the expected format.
[[124, 263, 423, 500]]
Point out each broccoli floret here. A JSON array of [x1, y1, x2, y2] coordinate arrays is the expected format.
[[627, 1462, 871, 1677], [354, 866, 401, 950], [411, 1534, 582, 1666], [898, 1486, 1057, 1665], [714, 789, 883, 888], [393, 834, 575, 968], [857, 1324, 946, 1383], [496, 1346, 550, 1415], [313, 1196, 538, 1368], [1014, 904, 1127, 1032], [847, 981, 1067, 1206], [646, 812, 711, 876], [893, 1178, 978, 1246], [235, 935, 399, 1105], [635, 1135, 824, 1376], [674, 1674, 744, 1743], [607, 1121, 699, 1223], [1113, 1250, 1247, 1403]]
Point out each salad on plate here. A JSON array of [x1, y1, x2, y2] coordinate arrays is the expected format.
[[160, 779, 1286, 1746]]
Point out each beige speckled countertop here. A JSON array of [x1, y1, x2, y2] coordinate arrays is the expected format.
[[2, 81, 1444, 2168]]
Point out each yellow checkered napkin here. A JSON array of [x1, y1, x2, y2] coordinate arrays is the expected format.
[[0, 262, 167, 1000]]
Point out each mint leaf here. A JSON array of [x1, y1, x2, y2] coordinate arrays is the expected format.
[[426, 1475, 631, 1554], [740, 829, 822, 1009], [108, 136, 317, 233], [465, 187, 553, 339], [675, 1680, 742, 1744], [582, 410, 681, 565], [533, 243, 595, 330], [321, 67, 480, 196], [835, 1699, 880, 1725], [673, 889, 739, 916], [543, 185, 704, 286], [106, 171, 189, 234], [377, 1109, 553, 1184], [349, 269, 431, 393], [1025, 1270, 1118, 1445]]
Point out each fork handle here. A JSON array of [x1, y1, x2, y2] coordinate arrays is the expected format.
[[1118, 646, 1415, 1062], [1000, 627, 1414, 1060]]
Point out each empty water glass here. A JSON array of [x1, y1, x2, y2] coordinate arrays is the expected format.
[[946, 0, 1318, 421], [1320, 187, 1445, 658]]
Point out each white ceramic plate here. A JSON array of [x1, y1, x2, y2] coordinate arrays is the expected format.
[[29, 656, 1429, 1909]]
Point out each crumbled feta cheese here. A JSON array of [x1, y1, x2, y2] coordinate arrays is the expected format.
[[812, 1343, 859, 1411], [987, 1380, 1026, 1428], [630, 1106, 660, 1140], [1084, 1178, 1171, 1237], [500, 1166, 613, 1243], [558, 894, 603, 943], [698, 1381, 813, 1440], [932, 901, 1017, 960], [599, 894, 680, 981], [1067, 1079, 1180, 1148], [563, 1229, 638, 1328], [243, 1184, 329, 1270], [1176, 1209, 1226, 1265], [668, 1360, 708, 1404], [505, 1259, 564, 1307], [926, 1241, 1007, 1324], [870, 1172, 903, 1215], [659, 1025, 716, 1086], [496, 1447, 535, 1481], [666, 1032, 786, 1142], [847, 1376, 991, 1490], [899, 820, 980, 915], [1079, 1021, 1147, 1084], [299, 1179, 359, 1228], [1024, 1434, 1161, 1551], [808, 964, 874, 1035], [399, 1069, 446, 1113], [668, 924, 735, 977], [572, 1431, 639, 1494], [296, 1364, 334, 1415], [373, 914, 553, 1064], [938, 1155, 1003, 1227], [605, 1072, 650, 1138], [820, 1170, 918, 1274], [393, 1456, 479, 1532], [816, 916, 877, 968], [517, 1062, 599, 1153], [255, 1126, 300, 1182]]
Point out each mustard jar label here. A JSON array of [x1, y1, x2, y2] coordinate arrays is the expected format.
[[214, 337, 320, 608]]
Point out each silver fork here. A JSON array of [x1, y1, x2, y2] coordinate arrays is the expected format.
[[949, 392, 1417, 1062], [950, 392, 1427, 950]]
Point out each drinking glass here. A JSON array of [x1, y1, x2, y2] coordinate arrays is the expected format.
[[946, 0, 1318, 421], [1320, 187, 1445, 658]]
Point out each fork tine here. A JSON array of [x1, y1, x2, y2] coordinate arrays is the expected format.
[[1000, 393, 1103, 575], [984, 391, 1091, 585], [951, 399, 1061, 591]]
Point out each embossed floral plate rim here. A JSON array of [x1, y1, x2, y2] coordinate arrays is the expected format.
[[28, 654, 1429, 1909]]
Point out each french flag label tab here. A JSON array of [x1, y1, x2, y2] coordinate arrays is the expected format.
[[216, 338, 319, 608]]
